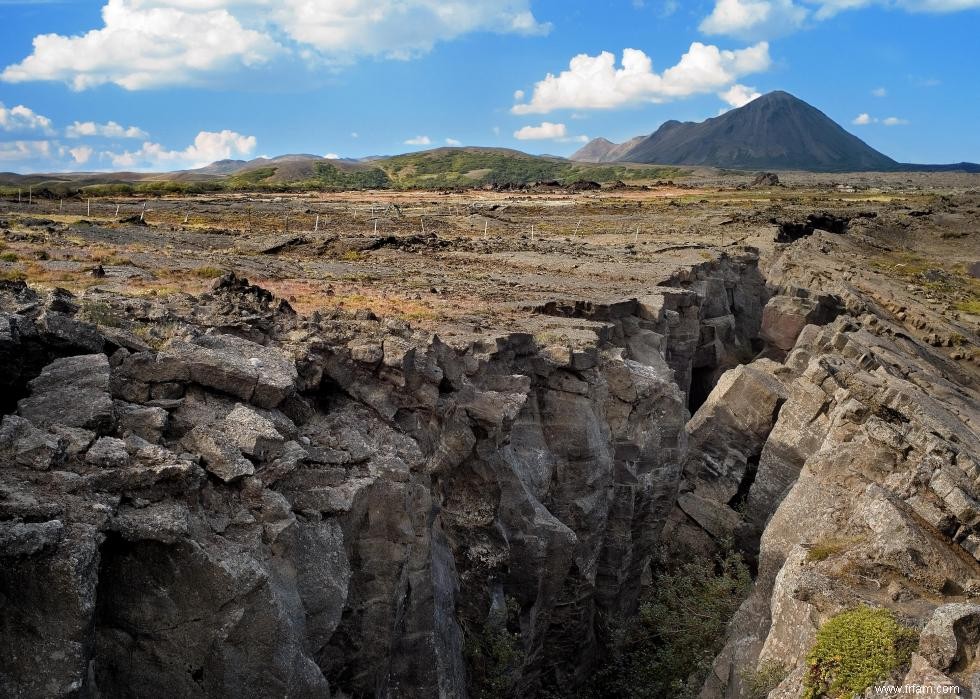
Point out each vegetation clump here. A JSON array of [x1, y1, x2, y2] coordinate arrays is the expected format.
[[803, 606, 917, 699], [587, 547, 751, 698], [465, 596, 524, 699]]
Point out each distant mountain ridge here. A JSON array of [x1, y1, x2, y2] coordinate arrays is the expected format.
[[571, 91, 979, 173]]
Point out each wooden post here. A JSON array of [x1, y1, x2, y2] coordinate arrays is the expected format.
[[530, 224, 535, 242], [183, 213, 189, 224], [314, 214, 319, 232], [484, 219, 489, 240], [420, 217, 425, 234], [374, 218, 378, 235], [87, 199, 90, 217], [140, 202, 145, 223], [115, 204, 120, 216], [574, 218, 582, 236], [59, 199, 63, 212]]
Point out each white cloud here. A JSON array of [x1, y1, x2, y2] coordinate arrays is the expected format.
[[445, 137, 462, 146], [512, 42, 770, 114], [513, 89, 525, 101], [512, 122, 588, 142], [66, 120, 148, 139], [324, 152, 340, 159], [404, 135, 432, 145], [269, 0, 549, 61], [2, 0, 549, 90], [720, 83, 761, 107], [872, 86, 887, 97], [2, 0, 280, 90], [104, 129, 257, 169], [852, 113, 908, 126], [0, 102, 54, 134], [0, 140, 53, 162], [69, 146, 94, 164], [351, 131, 359, 138], [700, 0, 808, 39], [514, 122, 567, 140], [701, 0, 980, 38]]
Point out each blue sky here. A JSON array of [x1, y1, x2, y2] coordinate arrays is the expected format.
[[0, 0, 978, 172]]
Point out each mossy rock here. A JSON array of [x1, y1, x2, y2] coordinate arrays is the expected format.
[[803, 606, 918, 698]]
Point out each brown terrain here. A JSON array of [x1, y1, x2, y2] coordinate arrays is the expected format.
[[1, 171, 979, 697]]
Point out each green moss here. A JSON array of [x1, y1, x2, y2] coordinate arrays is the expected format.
[[803, 607, 917, 699]]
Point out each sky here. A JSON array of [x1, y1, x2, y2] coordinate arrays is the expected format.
[[0, 0, 978, 173]]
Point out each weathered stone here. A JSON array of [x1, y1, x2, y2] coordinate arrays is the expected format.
[[0, 519, 64, 556], [220, 403, 285, 460], [114, 401, 168, 442], [180, 425, 254, 482], [0, 415, 61, 470], [85, 437, 130, 468], [18, 354, 114, 433]]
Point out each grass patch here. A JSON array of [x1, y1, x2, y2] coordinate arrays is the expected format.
[[741, 661, 789, 699], [80, 300, 125, 328], [340, 250, 363, 262], [803, 607, 917, 699], [806, 536, 865, 563], [190, 266, 224, 279], [0, 252, 18, 262]]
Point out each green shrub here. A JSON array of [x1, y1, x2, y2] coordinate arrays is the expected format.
[[0, 252, 18, 262], [465, 596, 524, 699], [803, 607, 917, 699], [587, 547, 751, 698]]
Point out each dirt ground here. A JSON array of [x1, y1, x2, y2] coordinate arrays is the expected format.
[[1, 173, 978, 357]]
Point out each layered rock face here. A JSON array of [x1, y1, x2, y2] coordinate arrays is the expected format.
[[676, 233, 980, 696], [0, 252, 770, 698]]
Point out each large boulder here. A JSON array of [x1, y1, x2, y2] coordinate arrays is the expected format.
[[18, 354, 114, 433]]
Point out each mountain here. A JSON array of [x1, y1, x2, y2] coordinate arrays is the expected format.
[[575, 91, 903, 172], [570, 135, 645, 163]]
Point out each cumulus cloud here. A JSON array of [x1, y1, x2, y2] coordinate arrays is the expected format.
[[271, 0, 548, 61], [69, 146, 94, 165], [512, 122, 588, 142], [512, 42, 770, 114], [404, 135, 432, 145], [514, 122, 567, 140], [720, 83, 761, 107], [66, 120, 148, 139], [700, 0, 808, 40], [700, 0, 980, 38], [0, 140, 53, 162], [2, 0, 280, 90], [104, 129, 257, 169], [2, 0, 549, 90], [852, 113, 908, 126], [445, 138, 462, 146], [324, 152, 340, 159], [0, 103, 54, 134]]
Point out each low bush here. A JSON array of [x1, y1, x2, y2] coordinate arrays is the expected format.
[[803, 606, 917, 699]]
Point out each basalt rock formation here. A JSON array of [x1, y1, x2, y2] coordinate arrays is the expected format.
[[0, 222, 977, 698], [0, 252, 770, 697]]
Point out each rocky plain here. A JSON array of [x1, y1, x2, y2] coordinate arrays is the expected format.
[[0, 171, 978, 698]]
